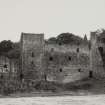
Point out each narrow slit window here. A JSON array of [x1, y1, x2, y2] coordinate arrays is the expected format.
[[68, 56, 71, 61], [78, 68, 81, 72], [4, 64, 8, 68], [59, 68, 62, 72], [59, 42, 62, 46]]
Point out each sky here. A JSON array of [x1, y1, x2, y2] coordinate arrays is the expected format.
[[0, 0, 105, 42]]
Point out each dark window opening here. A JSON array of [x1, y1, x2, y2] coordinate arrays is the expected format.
[[98, 47, 103, 55], [59, 68, 62, 72], [77, 48, 79, 53], [4, 64, 8, 68], [68, 56, 71, 61], [89, 71, 93, 78], [78, 68, 81, 72], [31, 52, 34, 57], [20, 73, 24, 80], [59, 42, 62, 46], [49, 56, 53, 61]]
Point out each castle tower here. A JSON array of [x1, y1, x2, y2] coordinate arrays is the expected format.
[[90, 31, 105, 78], [20, 33, 44, 80]]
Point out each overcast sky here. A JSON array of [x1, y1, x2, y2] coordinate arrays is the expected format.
[[0, 0, 105, 41]]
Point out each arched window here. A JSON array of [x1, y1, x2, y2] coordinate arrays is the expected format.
[[89, 71, 93, 78], [59, 42, 62, 46], [20, 73, 24, 80], [3, 64, 8, 68]]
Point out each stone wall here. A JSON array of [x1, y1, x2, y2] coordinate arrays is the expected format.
[[44, 44, 90, 83], [21, 33, 44, 80], [20, 33, 90, 83], [45, 44, 89, 54], [90, 32, 105, 78], [0, 56, 19, 79]]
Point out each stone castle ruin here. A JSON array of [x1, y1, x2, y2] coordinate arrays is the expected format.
[[20, 32, 90, 83], [0, 31, 105, 83]]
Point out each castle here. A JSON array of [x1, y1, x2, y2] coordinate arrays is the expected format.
[[0, 31, 105, 83]]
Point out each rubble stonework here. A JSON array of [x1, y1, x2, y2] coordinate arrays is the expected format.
[[20, 33, 44, 80], [20, 33, 90, 83], [90, 31, 105, 78]]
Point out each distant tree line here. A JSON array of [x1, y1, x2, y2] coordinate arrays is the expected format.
[[46, 32, 87, 45], [0, 40, 20, 59]]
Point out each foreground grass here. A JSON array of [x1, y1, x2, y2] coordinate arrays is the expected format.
[[1, 77, 105, 97]]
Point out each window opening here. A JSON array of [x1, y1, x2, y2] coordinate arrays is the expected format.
[[77, 48, 79, 53], [49, 56, 53, 61], [59, 68, 62, 72], [68, 56, 71, 61], [98, 47, 103, 55], [78, 68, 81, 72], [89, 71, 93, 78]]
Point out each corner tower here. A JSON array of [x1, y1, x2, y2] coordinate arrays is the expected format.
[[90, 31, 105, 78], [20, 33, 44, 80]]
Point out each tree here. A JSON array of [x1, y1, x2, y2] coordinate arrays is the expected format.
[[57, 33, 83, 45], [47, 37, 57, 44], [7, 42, 20, 59], [0, 40, 13, 56], [0, 40, 20, 59]]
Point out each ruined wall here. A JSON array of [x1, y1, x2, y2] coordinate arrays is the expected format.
[[44, 44, 90, 83], [0, 56, 19, 79], [21, 33, 44, 80], [45, 44, 89, 54], [20, 33, 90, 83], [90, 32, 105, 78]]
